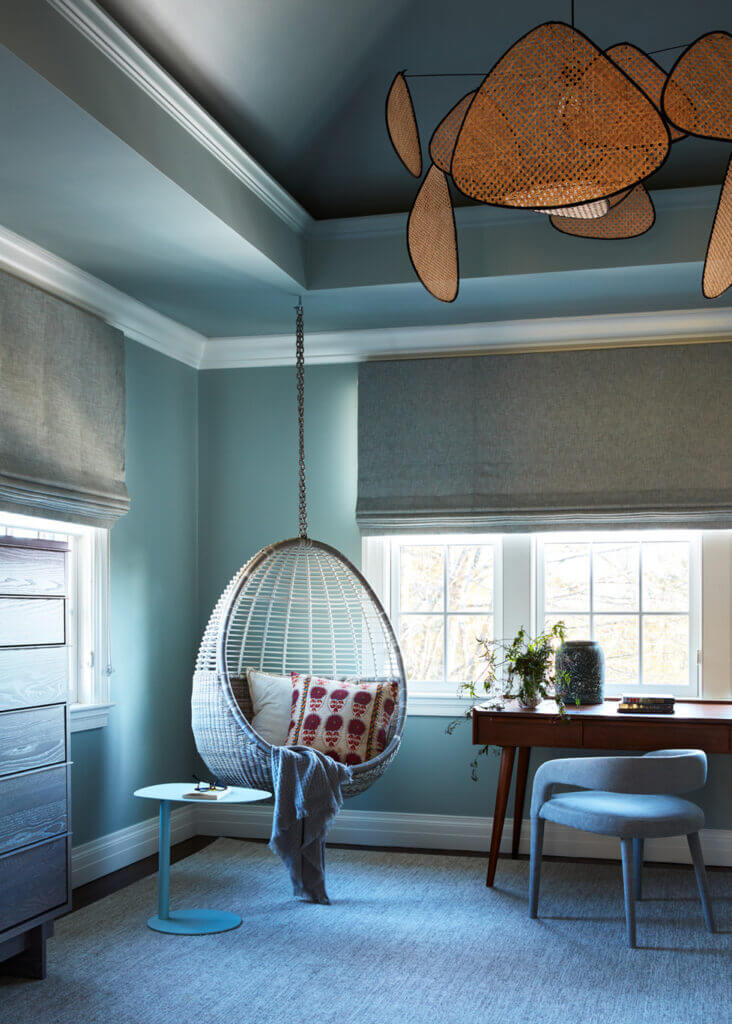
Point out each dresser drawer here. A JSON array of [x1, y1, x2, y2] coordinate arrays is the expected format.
[[0, 545, 65, 596], [0, 836, 69, 934], [0, 706, 66, 777], [0, 647, 68, 711], [0, 598, 65, 647], [0, 765, 69, 857]]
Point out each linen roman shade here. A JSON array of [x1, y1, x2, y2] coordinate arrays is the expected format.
[[357, 343, 732, 532], [0, 270, 129, 527]]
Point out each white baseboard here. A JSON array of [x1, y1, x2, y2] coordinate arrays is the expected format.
[[70, 803, 730, 890], [71, 806, 196, 888], [195, 804, 732, 868]]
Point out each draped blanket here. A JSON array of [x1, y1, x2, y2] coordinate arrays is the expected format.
[[269, 746, 352, 904]]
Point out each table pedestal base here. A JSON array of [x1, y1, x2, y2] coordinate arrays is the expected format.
[[147, 909, 241, 935]]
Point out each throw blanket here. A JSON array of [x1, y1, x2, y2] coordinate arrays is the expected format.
[[269, 746, 352, 904]]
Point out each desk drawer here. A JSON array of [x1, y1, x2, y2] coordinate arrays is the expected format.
[[0, 706, 66, 777], [0, 836, 69, 934], [474, 716, 583, 748], [0, 647, 68, 712], [583, 721, 730, 753], [0, 598, 65, 647], [0, 765, 69, 856]]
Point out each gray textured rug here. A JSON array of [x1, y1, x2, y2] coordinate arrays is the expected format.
[[2, 839, 730, 1024]]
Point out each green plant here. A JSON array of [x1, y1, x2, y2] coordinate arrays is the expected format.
[[446, 622, 571, 780]]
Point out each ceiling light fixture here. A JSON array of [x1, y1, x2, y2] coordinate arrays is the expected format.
[[386, 11, 731, 301]]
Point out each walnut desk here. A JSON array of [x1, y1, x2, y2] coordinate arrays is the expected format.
[[472, 698, 732, 887]]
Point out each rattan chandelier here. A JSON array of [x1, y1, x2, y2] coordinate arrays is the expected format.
[[386, 13, 731, 302]]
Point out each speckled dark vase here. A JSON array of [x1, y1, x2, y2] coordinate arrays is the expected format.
[[555, 641, 605, 706]]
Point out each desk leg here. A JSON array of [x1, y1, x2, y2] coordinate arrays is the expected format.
[[486, 746, 516, 887], [512, 746, 531, 859]]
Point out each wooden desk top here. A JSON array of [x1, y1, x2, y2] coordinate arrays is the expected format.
[[472, 699, 732, 753], [473, 698, 732, 724]]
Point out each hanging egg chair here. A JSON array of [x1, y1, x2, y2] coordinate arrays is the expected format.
[[192, 304, 407, 799]]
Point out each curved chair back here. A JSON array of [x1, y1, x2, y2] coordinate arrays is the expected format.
[[531, 749, 707, 816]]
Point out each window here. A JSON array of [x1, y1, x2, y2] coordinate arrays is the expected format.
[[364, 528, 726, 714], [0, 511, 112, 730], [363, 535, 502, 709], [537, 532, 700, 697]]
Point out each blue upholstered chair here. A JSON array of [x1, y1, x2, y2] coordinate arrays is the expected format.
[[529, 749, 715, 947]]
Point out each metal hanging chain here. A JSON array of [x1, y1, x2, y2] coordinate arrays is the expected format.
[[295, 299, 307, 539]]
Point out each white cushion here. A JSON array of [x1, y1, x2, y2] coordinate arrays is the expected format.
[[247, 669, 293, 745]]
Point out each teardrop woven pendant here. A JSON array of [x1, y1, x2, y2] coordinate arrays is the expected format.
[[451, 22, 669, 209], [550, 183, 654, 239], [386, 72, 422, 176], [407, 165, 458, 302], [663, 32, 732, 142], [703, 156, 732, 298]]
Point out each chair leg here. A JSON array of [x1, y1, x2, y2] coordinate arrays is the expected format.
[[687, 832, 716, 933], [529, 816, 544, 919], [633, 838, 644, 901], [620, 838, 637, 948]]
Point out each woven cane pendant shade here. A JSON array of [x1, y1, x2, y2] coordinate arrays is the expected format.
[[550, 183, 654, 239], [606, 43, 685, 141], [407, 165, 459, 302], [429, 92, 474, 172], [703, 156, 732, 299], [451, 22, 669, 209], [386, 72, 422, 176], [663, 32, 732, 142]]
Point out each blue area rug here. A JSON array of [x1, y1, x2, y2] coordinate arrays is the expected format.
[[2, 839, 730, 1024]]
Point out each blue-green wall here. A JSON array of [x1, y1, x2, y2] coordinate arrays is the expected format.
[[72, 351, 728, 847], [198, 363, 729, 830], [71, 340, 198, 846]]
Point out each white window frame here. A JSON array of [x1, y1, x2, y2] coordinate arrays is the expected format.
[[0, 511, 113, 731], [535, 530, 702, 698], [362, 534, 503, 715], [363, 528, 732, 713]]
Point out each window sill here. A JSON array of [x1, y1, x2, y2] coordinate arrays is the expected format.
[[69, 702, 114, 733], [407, 693, 475, 717]]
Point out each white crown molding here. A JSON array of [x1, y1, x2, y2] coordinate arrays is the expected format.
[[307, 185, 721, 241], [3, 220, 730, 372], [200, 306, 732, 369], [45, 0, 311, 234], [194, 804, 732, 867], [0, 224, 206, 367]]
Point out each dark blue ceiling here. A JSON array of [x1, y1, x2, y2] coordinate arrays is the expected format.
[[98, 0, 732, 217]]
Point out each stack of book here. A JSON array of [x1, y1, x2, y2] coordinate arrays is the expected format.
[[183, 786, 232, 800], [618, 694, 676, 714]]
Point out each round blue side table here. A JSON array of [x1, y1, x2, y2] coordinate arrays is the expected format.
[[134, 783, 271, 935]]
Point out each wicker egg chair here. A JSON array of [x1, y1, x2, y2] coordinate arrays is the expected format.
[[191, 305, 407, 799]]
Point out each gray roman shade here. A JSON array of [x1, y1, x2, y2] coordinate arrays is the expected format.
[[357, 343, 732, 532], [0, 270, 129, 527]]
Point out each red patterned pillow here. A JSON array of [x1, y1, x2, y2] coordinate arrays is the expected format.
[[286, 673, 399, 766]]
